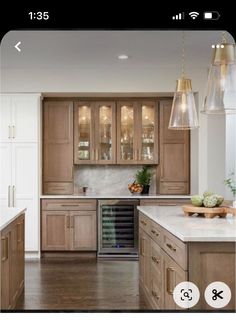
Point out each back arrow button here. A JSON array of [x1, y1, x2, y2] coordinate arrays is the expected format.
[[15, 42, 21, 52]]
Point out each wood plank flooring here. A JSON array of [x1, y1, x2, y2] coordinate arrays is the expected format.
[[16, 258, 148, 311]]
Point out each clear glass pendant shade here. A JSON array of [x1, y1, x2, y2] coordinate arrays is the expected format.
[[169, 78, 199, 130], [202, 43, 236, 114]]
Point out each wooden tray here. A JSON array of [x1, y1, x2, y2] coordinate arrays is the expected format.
[[182, 205, 227, 218], [225, 206, 236, 215]]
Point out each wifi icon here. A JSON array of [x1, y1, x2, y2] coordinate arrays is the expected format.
[[189, 11, 199, 19]]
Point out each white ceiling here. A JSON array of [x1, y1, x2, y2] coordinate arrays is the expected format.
[[1, 30, 234, 70]]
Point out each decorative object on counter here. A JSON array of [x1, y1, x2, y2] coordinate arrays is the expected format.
[[224, 171, 236, 208], [191, 191, 224, 208], [135, 166, 153, 194], [128, 182, 143, 194], [82, 186, 88, 195], [202, 31, 236, 115], [182, 205, 227, 219], [169, 31, 199, 130]]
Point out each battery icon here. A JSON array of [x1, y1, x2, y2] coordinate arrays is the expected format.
[[204, 11, 220, 20]]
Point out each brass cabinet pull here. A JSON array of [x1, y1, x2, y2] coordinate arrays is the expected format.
[[167, 267, 174, 295], [152, 290, 159, 299], [140, 220, 147, 226], [61, 204, 78, 207], [8, 125, 11, 139], [12, 185, 15, 207], [12, 125, 15, 139], [1, 237, 8, 261], [67, 216, 70, 228], [166, 243, 177, 252], [140, 237, 145, 256], [151, 229, 159, 236], [151, 256, 160, 264], [8, 186, 11, 207]]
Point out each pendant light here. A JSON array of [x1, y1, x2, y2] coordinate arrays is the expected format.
[[202, 32, 236, 114], [169, 31, 199, 130]]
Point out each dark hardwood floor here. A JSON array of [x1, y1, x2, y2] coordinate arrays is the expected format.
[[16, 258, 148, 311]]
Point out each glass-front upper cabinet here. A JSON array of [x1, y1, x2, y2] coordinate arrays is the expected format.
[[74, 101, 116, 164], [95, 101, 116, 164], [117, 100, 158, 164], [139, 101, 158, 164]]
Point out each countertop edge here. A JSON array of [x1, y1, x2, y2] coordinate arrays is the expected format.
[[40, 195, 191, 199], [0, 208, 26, 231]]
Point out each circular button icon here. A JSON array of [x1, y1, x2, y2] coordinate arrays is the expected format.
[[204, 281, 231, 308], [173, 281, 200, 309]]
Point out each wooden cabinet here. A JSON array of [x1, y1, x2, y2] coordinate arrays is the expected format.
[[41, 199, 97, 251], [117, 100, 158, 164], [74, 101, 116, 164], [1, 213, 25, 310], [159, 100, 190, 194], [139, 228, 150, 295], [43, 100, 74, 194]]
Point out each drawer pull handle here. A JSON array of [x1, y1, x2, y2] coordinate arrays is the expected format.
[[166, 243, 177, 252], [152, 290, 159, 299], [61, 204, 80, 207], [151, 256, 160, 264], [167, 267, 174, 295], [141, 220, 147, 226], [151, 229, 159, 236], [1, 237, 9, 261]]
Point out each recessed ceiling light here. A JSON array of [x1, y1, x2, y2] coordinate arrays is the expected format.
[[118, 54, 129, 60]]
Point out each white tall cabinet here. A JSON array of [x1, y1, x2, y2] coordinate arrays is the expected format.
[[0, 94, 40, 256]]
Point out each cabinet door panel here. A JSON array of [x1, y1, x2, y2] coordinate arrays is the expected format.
[[41, 211, 70, 251], [0, 143, 12, 207], [0, 95, 12, 142], [12, 95, 39, 142], [71, 211, 96, 251], [1, 231, 11, 309], [139, 228, 150, 294]]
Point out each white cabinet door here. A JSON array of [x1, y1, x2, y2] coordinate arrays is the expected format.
[[0, 96, 12, 142], [0, 143, 12, 207], [12, 95, 39, 142], [11, 143, 39, 251]]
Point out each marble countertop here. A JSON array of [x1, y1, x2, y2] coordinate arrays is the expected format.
[[137, 206, 236, 242], [0, 207, 26, 231], [40, 194, 191, 199]]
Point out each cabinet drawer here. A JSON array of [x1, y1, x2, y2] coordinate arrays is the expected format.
[[150, 239, 163, 274], [149, 221, 163, 247], [139, 212, 150, 233], [163, 229, 187, 270], [44, 182, 74, 195], [42, 199, 97, 211], [150, 275, 163, 309], [159, 182, 189, 195]]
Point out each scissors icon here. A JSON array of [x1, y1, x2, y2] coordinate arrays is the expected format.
[[212, 289, 223, 300]]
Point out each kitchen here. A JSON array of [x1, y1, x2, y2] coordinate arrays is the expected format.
[[0, 30, 236, 312]]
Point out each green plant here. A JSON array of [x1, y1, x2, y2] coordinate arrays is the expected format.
[[224, 171, 236, 197], [135, 166, 153, 186]]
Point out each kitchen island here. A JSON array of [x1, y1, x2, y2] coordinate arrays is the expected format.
[[137, 205, 236, 311], [0, 207, 26, 310]]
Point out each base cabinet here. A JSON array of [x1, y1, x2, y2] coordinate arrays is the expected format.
[[1, 213, 25, 310], [139, 211, 235, 311], [41, 200, 97, 252]]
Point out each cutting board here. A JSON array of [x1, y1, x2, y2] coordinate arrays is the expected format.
[[182, 205, 227, 218]]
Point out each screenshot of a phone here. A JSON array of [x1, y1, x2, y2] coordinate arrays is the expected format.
[[0, 5, 235, 319]]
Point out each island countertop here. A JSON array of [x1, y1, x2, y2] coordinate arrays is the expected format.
[[137, 205, 236, 242], [0, 207, 26, 231]]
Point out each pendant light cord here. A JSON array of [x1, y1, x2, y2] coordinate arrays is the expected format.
[[181, 31, 185, 78]]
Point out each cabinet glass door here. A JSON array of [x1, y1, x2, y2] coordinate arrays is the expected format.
[[97, 102, 116, 163], [139, 102, 158, 164], [77, 104, 93, 162], [118, 103, 136, 163]]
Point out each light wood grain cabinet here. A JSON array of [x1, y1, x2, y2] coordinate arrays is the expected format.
[[1, 213, 25, 310], [159, 100, 190, 194], [41, 200, 97, 252], [74, 101, 116, 164], [117, 100, 158, 164], [43, 100, 74, 194]]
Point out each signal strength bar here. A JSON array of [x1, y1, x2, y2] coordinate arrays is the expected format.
[[172, 12, 185, 20]]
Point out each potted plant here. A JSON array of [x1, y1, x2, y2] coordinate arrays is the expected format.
[[224, 171, 236, 208], [135, 166, 153, 194]]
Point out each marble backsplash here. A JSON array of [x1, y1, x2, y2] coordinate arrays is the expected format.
[[74, 165, 157, 195]]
